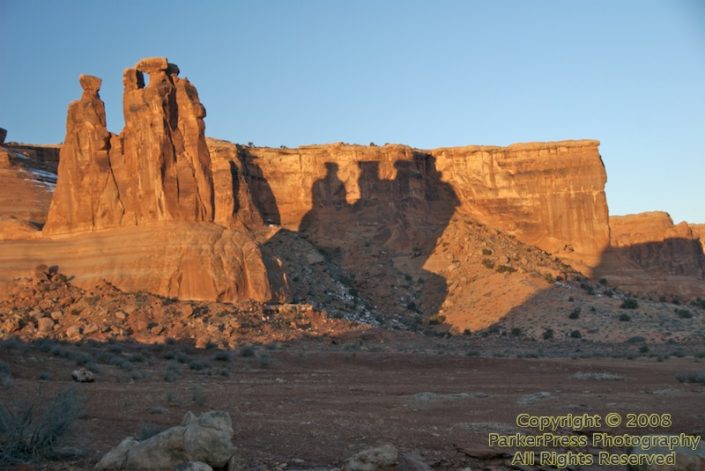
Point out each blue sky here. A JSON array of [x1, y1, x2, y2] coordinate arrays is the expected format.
[[1, 0, 703, 222]]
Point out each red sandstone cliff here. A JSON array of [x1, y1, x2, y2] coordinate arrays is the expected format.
[[594, 212, 705, 298], [236, 140, 609, 272]]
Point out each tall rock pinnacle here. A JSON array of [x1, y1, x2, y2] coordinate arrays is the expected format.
[[44, 58, 214, 234]]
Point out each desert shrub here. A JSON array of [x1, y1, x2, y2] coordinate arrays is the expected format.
[[482, 248, 493, 256], [599, 278, 608, 286], [572, 372, 623, 381], [569, 330, 582, 339], [174, 351, 192, 364], [496, 264, 516, 274], [164, 364, 181, 383], [675, 372, 705, 384], [568, 308, 581, 319], [463, 329, 472, 336], [581, 283, 595, 295], [0, 388, 82, 464], [129, 370, 148, 381], [188, 361, 209, 371], [626, 336, 646, 344], [675, 309, 693, 319], [620, 299, 639, 309], [482, 258, 495, 269], [692, 298, 705, 309], [639, 345, 650, 353], [0, 361, 11, 388], [542, 329, 554, 340], [618, 313, 631, 322], [213, 351, 231, 362], [190, 386, 206, 406], [510, 327, 522, 337], [239, 346, 256, 358], [257, 353, 272, 368], [543, 273, 555, 283]]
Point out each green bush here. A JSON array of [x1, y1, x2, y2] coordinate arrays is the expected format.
[[618, 313, 631, 322], [542, 329, 554, 340], [569, 330, 582, 339], [568, 308, 581, 319]]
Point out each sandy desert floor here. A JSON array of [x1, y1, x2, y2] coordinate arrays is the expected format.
[[1, 333, 704, 470]]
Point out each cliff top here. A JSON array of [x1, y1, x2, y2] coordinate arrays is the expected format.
[[208, 138, 600, 154]]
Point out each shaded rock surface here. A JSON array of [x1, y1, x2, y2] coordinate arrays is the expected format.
[[596, 212, 705, 298]]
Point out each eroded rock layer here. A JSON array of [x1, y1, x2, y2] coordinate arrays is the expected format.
[[0, 222, 270, 302]]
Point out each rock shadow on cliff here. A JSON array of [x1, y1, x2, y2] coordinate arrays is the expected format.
[[263, 153, 460, 325]]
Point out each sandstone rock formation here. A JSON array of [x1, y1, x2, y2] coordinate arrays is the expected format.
[[0, 143, 58, 239], [691, 224, 705, 254], [595, 212, 705, 298], [238, 140, 609, 272], [6, 59, 271, 302], [0, 222, 270, 302], [609, 212, 705, 278], [44, 58, 214, 234]]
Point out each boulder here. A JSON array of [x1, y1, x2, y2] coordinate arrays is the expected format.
[[94, 410, 236, 470], [71, 367, 94, 383], [174, 463, 212, 471], [343, 444, 399, 471], [37, 317, 55, 333]]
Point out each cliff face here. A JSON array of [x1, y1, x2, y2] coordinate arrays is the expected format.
[[691, 224, 705, 254], [0, 143, 58, 238], [240, 140, 609, 271], [608, 212, 705, 278], [44, 58, 214, 235]]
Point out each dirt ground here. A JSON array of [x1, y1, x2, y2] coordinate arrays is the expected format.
[[1, 333, 704, 470]]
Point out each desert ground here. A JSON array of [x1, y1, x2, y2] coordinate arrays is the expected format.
[[2, 329, 705, 470]]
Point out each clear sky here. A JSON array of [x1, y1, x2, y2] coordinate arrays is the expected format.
[[1, 0, 703, 222]]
